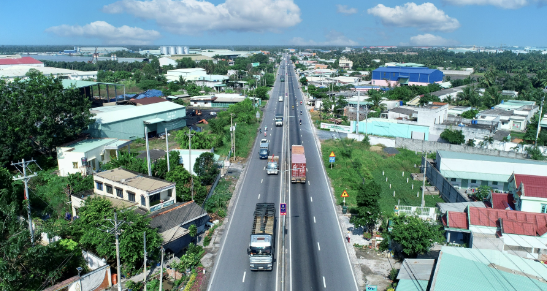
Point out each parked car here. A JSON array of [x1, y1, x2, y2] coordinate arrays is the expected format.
[[210, 112, 217, 116]]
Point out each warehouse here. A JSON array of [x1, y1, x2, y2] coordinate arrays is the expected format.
[[371, 66, 443, 87], [436, 150, 547, 191], [0, 56, 44, 69], [88, 102, 186, 139]]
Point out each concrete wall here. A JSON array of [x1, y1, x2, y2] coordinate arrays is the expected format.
[[82, 250, 107, 270], [423, 157, 469, 203], [351, 119, 430, 140], [347, 133, 396, 147]]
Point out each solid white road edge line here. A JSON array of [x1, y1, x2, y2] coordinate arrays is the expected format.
[[242, 271, 246, 282]]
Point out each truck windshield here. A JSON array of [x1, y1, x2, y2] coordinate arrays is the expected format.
[[267, 163, 277, 169], [250, 246, 271, 256], [260, 149, 268, 155]]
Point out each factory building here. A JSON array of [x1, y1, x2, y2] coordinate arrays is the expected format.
[[371, 66, 443, 87]]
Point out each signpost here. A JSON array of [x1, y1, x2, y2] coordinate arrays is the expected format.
[[329, 151, 335, 169], [255, 111, 260, 122], [280, 203, 287, 216], [365, 285, 377, 291], [341, 190, 349, 207]]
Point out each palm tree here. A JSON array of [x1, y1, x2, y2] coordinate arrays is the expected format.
[[368, 90, 386, 112], [483, 135, 494, 149]]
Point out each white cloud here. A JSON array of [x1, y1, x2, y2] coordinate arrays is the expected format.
[[367, 3, 460, 32], [408, 34, 458, 46], [336, 4, 358, 15], [45, 21, 161, 45], [443, 0, 530, 9], [289, 30, 358, 46], [103, 0, 301, 35]]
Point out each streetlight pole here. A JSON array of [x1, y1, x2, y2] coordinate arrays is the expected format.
[[186, 132, 195, 201]]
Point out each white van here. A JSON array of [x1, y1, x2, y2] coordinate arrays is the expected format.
[[279, 96, 283, 102]]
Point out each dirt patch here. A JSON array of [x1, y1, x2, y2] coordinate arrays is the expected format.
[[370, 145, 383, 152], [354, 248, 400, 290]]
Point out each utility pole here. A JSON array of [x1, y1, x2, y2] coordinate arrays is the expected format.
[[100, 210, 126, 291], [165, 128, 170, 172], [143, 232, 147, 291], [421, 153, 427, 207], [11, 159, 38, 244], [159, 247, 165, 291], [145, 127, 151, 176], [536, 96, 545, 145], [356, 90, 360, 136], [186, 132, 195, 201]]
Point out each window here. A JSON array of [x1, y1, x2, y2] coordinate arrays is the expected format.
[[141, 195, 146, 206], [116, 188, 123, 198], [168, 189, 173, 197], [106, 184, 113, 194], [492, 181, 498, 185], [73, 162, 78, 169], [471, 180, 477, 184], [542, 204, 547, 214], [128, 192, 135, 202], [451, 178, 457, 182], [95, 181, 103, 191], [149, 193, 161, 206]]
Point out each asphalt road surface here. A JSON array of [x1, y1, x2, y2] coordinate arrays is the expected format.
[[208, 55, 357, 291]]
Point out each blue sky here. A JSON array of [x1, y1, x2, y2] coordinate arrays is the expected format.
[[1, 0, 546, 47]]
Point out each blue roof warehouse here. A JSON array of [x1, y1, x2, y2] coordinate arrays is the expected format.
[[372, 67, 443, 87]]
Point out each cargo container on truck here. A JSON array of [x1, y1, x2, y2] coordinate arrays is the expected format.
[[291, 145, 306, 183], [248, 203, 275, 271], [259, 139, 269, 159], [266, 156, 279, 175]]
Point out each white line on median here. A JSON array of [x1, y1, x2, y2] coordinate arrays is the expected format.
[[242, 272, 246, 282], [261, 179, 263, 183], [258, 194, 260, 199], [264, 167, 265, 170], [314, 216, 316, 223], [318, 242, 320, 251], [323, 276, 326, 288], [308, 181, 310, 185], [310, 197, 313, 202]]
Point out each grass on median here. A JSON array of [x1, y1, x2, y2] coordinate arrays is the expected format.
[[321, 139, 444, 215]]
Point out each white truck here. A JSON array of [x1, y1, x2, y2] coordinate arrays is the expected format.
[[278, 96, 283, 102], [275, 115, 283, 127], [266, 156, 279, 175]]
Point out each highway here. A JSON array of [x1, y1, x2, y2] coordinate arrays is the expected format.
[[208, 55, 357, 291]]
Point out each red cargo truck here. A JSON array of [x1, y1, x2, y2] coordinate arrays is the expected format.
[[291, 145, 306, 183]]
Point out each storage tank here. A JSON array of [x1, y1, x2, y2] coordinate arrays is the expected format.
[[161, 46, 168, 55], [168, 46, 176, 55], [176, 46, 183, 55], [183, 46, 189, 54]]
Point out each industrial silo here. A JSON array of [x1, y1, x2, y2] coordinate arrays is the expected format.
[[183, 46, 189, 55], [176, 46, 183, 55], [161, 46, 168, 55], [169, 46, 176, 55]]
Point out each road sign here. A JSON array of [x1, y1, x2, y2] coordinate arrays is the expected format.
[[365, 286, 377, 291], [329, 157, 335, 163], [341, 190, 349, 198], [280, 203, 287, 216], [255, 111, 260, 119], [329, 151, 336, 157]]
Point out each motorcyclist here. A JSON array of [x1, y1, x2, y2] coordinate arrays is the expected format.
[[300, 101, 302, 105], [299, 119, 302, 125], [265, 126, 268, 131], [300, 110, 302, 115]]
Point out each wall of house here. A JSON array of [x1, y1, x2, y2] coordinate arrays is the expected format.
[[519, 197, 547, 213], [351, 119, 430, 140], [57, 146, 116, 177], [446, 177, 507, 191], [416, 106, 448, 127], [82, 250, 107, 270], [437, 156, 547, 179]]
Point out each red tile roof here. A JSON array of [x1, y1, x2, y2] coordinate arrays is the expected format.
[[491, 193, 515, 210], [513, 174, 547, 198], [131, 97, 167, 106], [0, 57, 43, 65], [447, 212, 468, 229], [502, 219, 537, 236], [469, 207, 547, 236], [432, 102, 448, 105]]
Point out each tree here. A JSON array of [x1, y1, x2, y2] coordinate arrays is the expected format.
[[387, 215, 445, 257], [461, 109, 479, 119], [527, 146, 546, 160], [154, 151, 181, 179], [165, 166, 208, 204], [351, 181, 381, 233], [194, 152, 219, 185], [254, 86, 270, 100], [440, 128, 465, 145], [102, 151, 148, 175], [0, 73, 93, 166], [189, 224, 197, 238], [175, 128, 216, 150], [299, 77, 308, 86], [475, 185, 492, 201], [466, 139, 476, 147]]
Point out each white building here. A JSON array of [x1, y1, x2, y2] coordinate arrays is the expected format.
[[172, 149, 220, 175], [478, 100, 538, 132], [159, 57, 177, 67], [165, 68, 207, 82], [56, 138, 132, 176], [338, 56, 353, 69], [0, 66, 97, 81], [387, 103, 448, 128]]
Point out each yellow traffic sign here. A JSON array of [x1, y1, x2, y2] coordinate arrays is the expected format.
[[329, 151, 336, 157], [341, 190, 349, 198]]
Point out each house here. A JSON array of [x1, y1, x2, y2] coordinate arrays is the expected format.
[[338, 56, 353, 69], [478, 100, 538, 132], [91, 168, 176, 212], [508, 174, 547, 213], [130, 96, 168, 106], [314, 64, 328, 69], [501, 90, 519, 98], [436, 150, 547, 191], [148, 201, 209, 254], [371, 67, 443, 87], [189, 94, 260, 108], [395, 247, 547, 291], [88, 102, 186, 139], [56, 138, 132, 176], [431, 85, 465, 101], [387, 103, 449, 131], [42, 264, 112, 291], [447, 106, 473, 117]]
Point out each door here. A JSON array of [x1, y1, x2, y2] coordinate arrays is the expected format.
[[461, 179, 469, 188]]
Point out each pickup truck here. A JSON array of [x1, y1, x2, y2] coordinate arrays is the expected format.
[[266, 156, 279, 175], [275, 115, 283, 127], [279, 96, 283, 102], [259, 139, 269, 159]]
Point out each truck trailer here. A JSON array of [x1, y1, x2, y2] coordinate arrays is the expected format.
[[259, 139, 269, 159], [248, 203, 275, 271], [291, 145, 306, 183]]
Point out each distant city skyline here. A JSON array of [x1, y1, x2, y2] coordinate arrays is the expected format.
[[1, 0, 546, 47]]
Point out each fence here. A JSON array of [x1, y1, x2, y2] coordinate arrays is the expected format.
[[422, 156, 469, 203], [202, 173, 222, 208], [399, 138, 528, 159]]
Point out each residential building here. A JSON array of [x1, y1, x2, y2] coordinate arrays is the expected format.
[[88, 102, 186, 139], [338, 56, 353, 69], [192, 74, 229, 88], [431, 85, 465, 101], [93, 168, 176, 212], [371, 67, 443, 87], [477, 101, 538, 131], [0, 56, 44, 69], [508, 173, 547, 213], [314, 64, 328, 69], [501, 90, 519, 98], [447, 106, 473, 117], [436, 150, 547, 190], [129, 96, 167, 106], [149, 201, 209, 254], [387, 103, 449, 130], [395, 247, 547, 291], [56, 138, 132, 176]]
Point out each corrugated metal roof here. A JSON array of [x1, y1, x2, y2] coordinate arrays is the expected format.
[[440, 170, 510, 182], [438, 150, 547, 165], [397, 259, 435, 280], [373, 66, 439, 74], [431, 247, 547, 291], [396, 279, 429, 291], [437, 202, 486, 214], [60, 138, 118, 152], [91, 102, 185, 124], [0, 56, 42, 65]]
